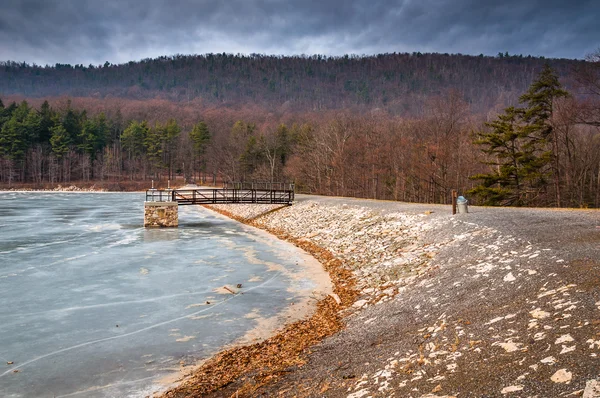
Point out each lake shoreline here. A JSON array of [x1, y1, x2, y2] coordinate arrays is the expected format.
[[154, 204, 337, 394], [159, 199, 438, 397], [159, 202, 360, 397]]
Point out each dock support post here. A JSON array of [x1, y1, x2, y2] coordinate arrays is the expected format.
[[144, 202, 178, 227]]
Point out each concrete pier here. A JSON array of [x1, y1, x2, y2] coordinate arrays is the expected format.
[[144, 201, 178, 227]]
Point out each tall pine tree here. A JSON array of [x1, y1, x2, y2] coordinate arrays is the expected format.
[[518, 64, 569, 206], [122, 120, 149, 159], [469, 107, 525, 205], [470, 65, 568, 206], [189, 121, 211, 177]]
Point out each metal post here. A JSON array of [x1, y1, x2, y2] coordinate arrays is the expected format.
[[452, 189, 458, 215]]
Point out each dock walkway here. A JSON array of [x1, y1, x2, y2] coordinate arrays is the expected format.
[[145, 183, 294, 206]]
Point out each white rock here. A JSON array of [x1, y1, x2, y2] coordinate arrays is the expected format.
[[560, 345, 576, 354], [530, 308, 551, 319], [555, 334, 574, 344], [486, 316, 505, 325], [347, 388, 370, 398], [501, 385, 524, 394], [353, 299, 368, 309], [551, 369, 572, 383], [540, 356, 556, 365], [583, 379, 600, 398], [330, 293, 342, 305], [503, 272, 516, 282], [494, 342, 521, 352]]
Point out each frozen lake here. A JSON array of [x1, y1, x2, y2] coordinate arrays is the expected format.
[[0, 192, 325, 397]]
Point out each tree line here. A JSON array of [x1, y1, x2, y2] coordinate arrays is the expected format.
[[1, 56, 599, 207], [0, 98, 210, 185]]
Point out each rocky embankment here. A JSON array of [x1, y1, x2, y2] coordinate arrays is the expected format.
[[209, 201, 443, 308], [169, 197, 600, 397]]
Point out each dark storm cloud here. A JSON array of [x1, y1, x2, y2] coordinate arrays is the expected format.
[[0, 0, 598, 65]]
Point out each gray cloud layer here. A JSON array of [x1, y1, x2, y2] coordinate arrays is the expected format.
[[1, 0, 598, 65]]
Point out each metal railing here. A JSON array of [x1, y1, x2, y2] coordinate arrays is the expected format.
[[222, 182, 295, 191], [145, 186, 294, 205], [145, 189, 174, 202], [172, 188, 293, 205]]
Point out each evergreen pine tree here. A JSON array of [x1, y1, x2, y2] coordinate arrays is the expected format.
[[275, 124, 290, 166], [38, 100, 55, 145], [144, 122, 165, 173], [470, 65, 569, 206], [0, 101, 37, 162], [122, 120, 149, 159], [50, 125, 71, 159], [189, 122, 211, 155], [189, 121, 211, 175], [469, 107, 524, 205], [518, 64, 569, 205], [78, 113, 108, 157]]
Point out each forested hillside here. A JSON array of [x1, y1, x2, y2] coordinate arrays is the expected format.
[[0, 53, 584, 115], [1, 52, 599, 207]]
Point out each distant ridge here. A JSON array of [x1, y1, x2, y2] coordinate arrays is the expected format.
[[0, 52, 584, 115]]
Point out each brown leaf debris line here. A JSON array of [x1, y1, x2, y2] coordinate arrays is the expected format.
[[161, 206, 358, 398]]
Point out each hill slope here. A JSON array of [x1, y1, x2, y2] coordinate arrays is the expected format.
[[0, 53, 583, 115]]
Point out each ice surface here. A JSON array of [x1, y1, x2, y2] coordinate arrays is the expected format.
[[0, 193, 309, 397]]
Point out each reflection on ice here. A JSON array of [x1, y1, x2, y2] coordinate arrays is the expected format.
[[106, 234, 139, 247], [87, 223, 122, 232], [142, 228, 180, 242]]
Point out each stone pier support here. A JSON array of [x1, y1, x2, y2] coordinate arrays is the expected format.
[[144, 202, 178, 227]]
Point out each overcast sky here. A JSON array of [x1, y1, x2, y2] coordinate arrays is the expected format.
[[1, 0, 598, 66]]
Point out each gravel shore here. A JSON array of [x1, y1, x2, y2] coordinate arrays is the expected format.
[[166, 195, 600, 397]]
